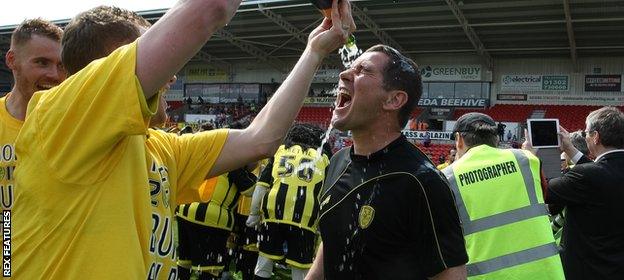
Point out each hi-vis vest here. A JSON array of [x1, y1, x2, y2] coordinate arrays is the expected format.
[[442, 145, 564, 279]]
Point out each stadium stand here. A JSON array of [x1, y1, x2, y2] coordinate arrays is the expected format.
[[453, 105, 536, 123], [295, 107, 333, 128], [414, 143, 455, 165], [455, 105, 624, 132]]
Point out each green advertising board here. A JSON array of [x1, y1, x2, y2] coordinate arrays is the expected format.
[[542, 75, 569, 91]]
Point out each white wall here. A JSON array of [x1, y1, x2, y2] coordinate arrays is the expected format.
[[174, 54, 624, 106], [493, 56, 624, 105]]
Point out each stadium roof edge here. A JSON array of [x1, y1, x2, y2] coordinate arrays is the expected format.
[[2, 0, 624, 65]]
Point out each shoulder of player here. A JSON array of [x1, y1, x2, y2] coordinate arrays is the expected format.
[[148, 128, 174, 140], [146, 128, 181, 150], [388, 147, 451, 195], [388, 141, 437, 173]]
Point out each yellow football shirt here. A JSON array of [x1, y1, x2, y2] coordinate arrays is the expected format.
[[177, 166, 255, 231], [145, 129, 228, 278], [237, 158, 268, 216], [0, 95, 21, 211], [260, 145, 329, 232], [12, 41, 226, 279]]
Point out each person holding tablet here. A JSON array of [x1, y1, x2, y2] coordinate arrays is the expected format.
[[545, 107, 624, 280]]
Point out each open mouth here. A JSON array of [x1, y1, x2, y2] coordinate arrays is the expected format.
[[335, 87, 352, 109]]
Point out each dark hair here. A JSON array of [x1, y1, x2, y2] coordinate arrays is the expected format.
[[200, 123, 214, 131], [179, 126, 194, 135], [569, 130, 589, 156], [284, 123, 325, 151], [364, 44, 422, 128], [586, 106, 624, 149], [11, 18, 63, 47], [460, 121, 499, 148], [62, 6, 151, 74]]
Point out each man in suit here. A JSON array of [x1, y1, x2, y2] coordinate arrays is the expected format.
[[546, 106, 624, 280]]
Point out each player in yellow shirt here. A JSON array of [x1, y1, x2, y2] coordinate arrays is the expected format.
[[12, 2, 356, 279], [175, 167, 257, 279], [0, 19, 64, 212], [226, 159, 268, 280], [436, 148, 457, 170], [247, 123, 331, 280]]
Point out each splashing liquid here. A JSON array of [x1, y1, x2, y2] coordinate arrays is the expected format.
[[339, 35, 362, 68], [293, 1, 362, 175], [294, 120, 334, 175], [309, 0, 363, 68]]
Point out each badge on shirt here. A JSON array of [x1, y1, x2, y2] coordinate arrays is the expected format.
[[359, 205, 375, 229]]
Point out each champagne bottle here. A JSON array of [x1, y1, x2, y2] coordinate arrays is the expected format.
[[309, 0, 356, 46], [310, 0, 333, 18], [310, 0, 360, 68]]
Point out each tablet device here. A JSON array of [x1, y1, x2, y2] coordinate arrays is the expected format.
[[527, 119, 560, 148]]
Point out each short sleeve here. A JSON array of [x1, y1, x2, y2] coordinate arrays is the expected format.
[[417, 171, 469, 276], [257, 159, 275, 188], [171, 129, 229, 204], [22, 41, 159, 184], [228, 167, 257, 194]]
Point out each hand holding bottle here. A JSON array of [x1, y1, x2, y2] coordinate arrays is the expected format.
[[307, 0, 357, 58]]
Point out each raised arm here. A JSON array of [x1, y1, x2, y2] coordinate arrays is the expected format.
[[207, 0, 356, 177], [136, 0, 242, 97]]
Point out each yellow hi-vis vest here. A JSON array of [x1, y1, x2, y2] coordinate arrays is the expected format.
[[442, 145, 564, 279]]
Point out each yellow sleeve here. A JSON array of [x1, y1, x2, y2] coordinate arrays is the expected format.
[[173, 129, 229, 204], [198, 177, 219, 202], [23, 41, 158, 184]]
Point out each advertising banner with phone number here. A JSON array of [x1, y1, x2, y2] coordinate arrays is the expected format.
[[501, 75, 569, 92]]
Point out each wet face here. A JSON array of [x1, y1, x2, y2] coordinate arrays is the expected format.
[[333, 51, 390, 132], [8, 35, 65, 98], [151, 75, 178, 127]]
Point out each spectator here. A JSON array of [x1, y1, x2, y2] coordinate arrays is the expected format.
[[546, 107, 624, 280], [443, 112, 564, 279], [418, 120, 429, 131], [408, 116, 418, 130], [569, 130, 591, 159], [423, 131, 431, 147], [560, 152, 570, 174], [560, 131, 588, 174], [436, 149, 457, 170], [497, 121, 506, 142]]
